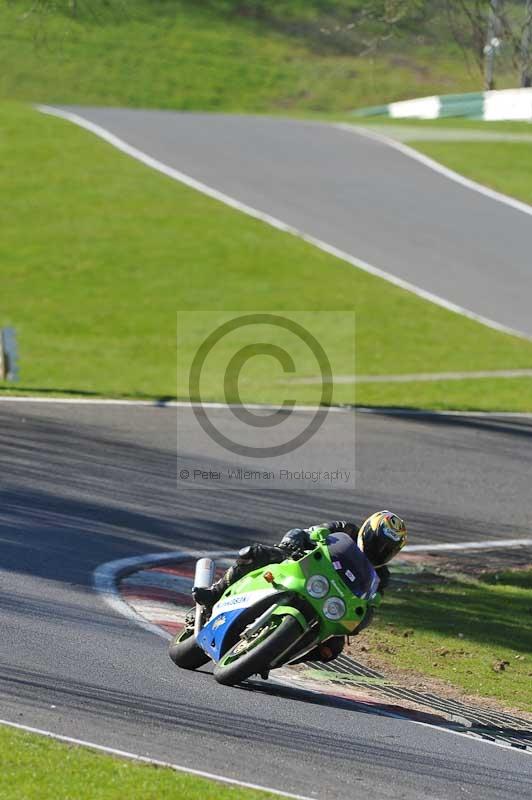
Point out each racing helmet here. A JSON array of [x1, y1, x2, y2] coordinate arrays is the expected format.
[[358, 511, 407, 566]]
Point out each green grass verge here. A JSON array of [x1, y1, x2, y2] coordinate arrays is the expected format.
[[0, 725, 283, 800], [0, 1, 498, 114], [410, 141, 532, 206], [367, 569, 532, 712], [2, 101, 532, 409]]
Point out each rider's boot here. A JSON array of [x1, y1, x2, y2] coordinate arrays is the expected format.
[[192, 577, 228, 609], [192, 546, 258, 608], [193, 544, 285, 608]]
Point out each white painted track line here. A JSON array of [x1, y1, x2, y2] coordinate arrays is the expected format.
[[0, 396, 347, 413], [2, 395, 532, 418], [93, 549, 237, 641], [405, 538, 532, 552], [0, 719, 316, 800], [289, 369, 532, 384], [338, 123, 532, 220], [36, 104, 532, 343]]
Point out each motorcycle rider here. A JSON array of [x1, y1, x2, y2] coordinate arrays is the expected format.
[[193, 510, 408, 663]]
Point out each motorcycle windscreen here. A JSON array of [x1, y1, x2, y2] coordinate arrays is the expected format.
[[326, 532, 380, 599]]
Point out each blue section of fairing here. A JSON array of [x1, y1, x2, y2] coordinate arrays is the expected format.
[[196, 605, 248, 663]]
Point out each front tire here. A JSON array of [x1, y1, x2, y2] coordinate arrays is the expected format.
[[169, 628, 210, 670], [213, 615, 302, 687]]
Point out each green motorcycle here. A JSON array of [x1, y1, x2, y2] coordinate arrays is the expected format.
[[169, 528, 382, 686]]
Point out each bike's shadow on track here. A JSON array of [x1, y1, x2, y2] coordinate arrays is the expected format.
[[230, 674, 532, 749], [205, 669, 448, 726]]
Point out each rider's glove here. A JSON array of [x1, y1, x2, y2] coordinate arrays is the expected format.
[[278, 528, 311, 555]]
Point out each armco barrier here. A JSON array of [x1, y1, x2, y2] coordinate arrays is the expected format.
[[353, 88, 532, 121]]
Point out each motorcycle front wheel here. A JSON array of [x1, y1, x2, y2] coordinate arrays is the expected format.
[[169, 627, 210, 670], [213, 614, 303, 686]]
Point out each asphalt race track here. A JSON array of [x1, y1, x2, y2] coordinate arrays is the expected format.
[[1, 400, 532, 799], [58, 108, 532, 337]]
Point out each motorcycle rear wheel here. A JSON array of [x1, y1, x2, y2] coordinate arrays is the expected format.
[[213, 615, 302, 686], [169, 627, 210, 670]]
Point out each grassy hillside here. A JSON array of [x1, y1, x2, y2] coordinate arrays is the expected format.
[[0, 0, 507, 113], [2, 101, 532, 409], [410, 140, 532, 205]]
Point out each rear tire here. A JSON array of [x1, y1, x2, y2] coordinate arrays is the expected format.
[[213, 615, 302, 687], [169, 628, 210, 670]]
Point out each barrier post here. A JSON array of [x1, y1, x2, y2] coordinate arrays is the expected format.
[[522, 0, 532, 87], [0, 330, 4, 381], [0, 328, 19, 382]]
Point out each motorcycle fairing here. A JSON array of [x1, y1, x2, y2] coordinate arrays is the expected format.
[[197, 588, 279, 662]]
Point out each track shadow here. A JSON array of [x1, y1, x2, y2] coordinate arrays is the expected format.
[[364, 407, 532, 442], [241, 673, 448, 724], [0, 408, 362, 587], [243, 674, 532, 750]]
